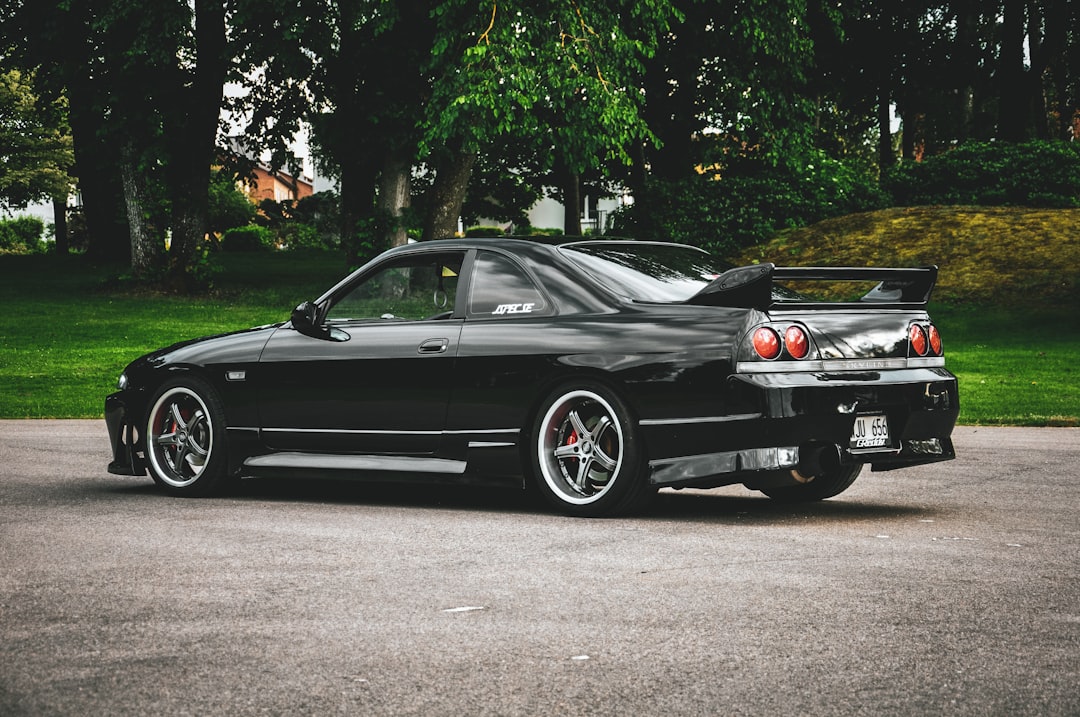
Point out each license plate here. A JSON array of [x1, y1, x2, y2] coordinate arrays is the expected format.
[[850, 414, 890, 449]]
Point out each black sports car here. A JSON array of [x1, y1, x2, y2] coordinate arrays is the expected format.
[[106, 238, 958, 516]]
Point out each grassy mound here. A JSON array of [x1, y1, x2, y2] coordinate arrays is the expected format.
[[738, 206, 1080, 305], [737, 206, 1079, 426]]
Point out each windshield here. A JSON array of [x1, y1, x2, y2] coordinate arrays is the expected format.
[[560, 242, 734, 302]]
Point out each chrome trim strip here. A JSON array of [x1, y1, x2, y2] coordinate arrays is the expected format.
[[468, 441, 516, 449], [262, 428, 442, 436], [907, 357, 947, 368], [738, 360, 824, 374], [737, 356, 945, 374], [445, 428, 520, 435], [261, 427, 520, 437], [226, 426, 260, 433], [244, 452, 467, 474], [639, 413, 762, 427]]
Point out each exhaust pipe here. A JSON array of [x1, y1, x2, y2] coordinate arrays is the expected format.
[[793, 444, 841, 483]]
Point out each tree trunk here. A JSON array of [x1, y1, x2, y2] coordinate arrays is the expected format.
[[900, 109, 916, 161], [67, 81, 129, 262], [162, 0, 227, 290], [339, 157, 379, 266], [120, 143, 164, 279], [562, 171, 582, 236], [422, 149, 476, 242], [998, 0, 1029, 142], [877, 87, 894, 172], [51, 197, 68, 255], [954, 0, 977, 141], [378, 152, 412, 248]]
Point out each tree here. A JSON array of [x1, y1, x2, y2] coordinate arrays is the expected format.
[[636, 0, 838, 186], [0, 69, 74, 217], [2, 0, 131, 261], [233, 1, 672, 256]]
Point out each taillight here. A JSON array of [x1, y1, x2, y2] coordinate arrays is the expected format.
[[752, 327, 781, 360], [909, 324, 928, 356], [928, 324, 942, 355], [784, 325, 809, 359]]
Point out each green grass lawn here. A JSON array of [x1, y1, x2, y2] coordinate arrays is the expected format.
[[931, 304, 1078, 426], [0, 250, 346, 418], [1, 247, 1077, 425]]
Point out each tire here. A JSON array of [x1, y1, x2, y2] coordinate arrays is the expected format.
[[145, 376, 231, 497], [760, 464, 863, 502], [530, 382, 655, 517]]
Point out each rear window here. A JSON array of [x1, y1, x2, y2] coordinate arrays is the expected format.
[[560, 242, 732, 302]]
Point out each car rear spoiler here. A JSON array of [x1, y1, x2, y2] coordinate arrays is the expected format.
[[685, 263, 939, 310]]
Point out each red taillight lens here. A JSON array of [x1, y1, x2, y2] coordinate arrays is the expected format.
[[909, 324, 928, 356], [752, 327, 781, 360], [928, 324, 942, 355], [784, 325, 809, 359]]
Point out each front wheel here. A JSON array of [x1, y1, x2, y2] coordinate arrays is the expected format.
[[145, 377, 231, 496], [760, 464, 863, 502], [530, 383, 655, 517]]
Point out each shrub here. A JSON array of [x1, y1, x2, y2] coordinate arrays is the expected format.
[[0, 216, 46, 254], [221, 225, 272, 252], [257, 192, 342, 251], [611, 155, 888, 257], [464, 225, 506, 237], [513, 226, 564, 236], [884, 141, 1080, 208]]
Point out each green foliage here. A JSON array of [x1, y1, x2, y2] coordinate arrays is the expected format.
[[256, 191, 342, 251], [0, 69, 73, 210], [511, 225, 563, 237], [463, 226, 506, 238], [613, 155, 888, 256], [0, 216, 46, 253], [738, 206, 1080, 306], [221, 225, 272, 252], [208, 170, 257, 238], [884, 141, 1080, 208]]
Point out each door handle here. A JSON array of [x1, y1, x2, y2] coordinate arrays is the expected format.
[[418, 338, 449, 354]]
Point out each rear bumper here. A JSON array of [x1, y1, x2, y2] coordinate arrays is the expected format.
[[105, 391, 147, 476], [642, 367, 959, 488]]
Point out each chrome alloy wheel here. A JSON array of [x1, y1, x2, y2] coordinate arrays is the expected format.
[[537, 389, 625, 505], [147, 386, 214, 488]]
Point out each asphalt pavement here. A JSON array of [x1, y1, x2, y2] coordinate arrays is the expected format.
[[1, 421, 1078, 716]]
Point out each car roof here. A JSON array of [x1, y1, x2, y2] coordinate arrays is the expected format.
[[320, 237, 703, 313]]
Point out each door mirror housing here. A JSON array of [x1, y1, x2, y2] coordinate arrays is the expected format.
[[290, 301, 349, 341], [291, 301, 320, 334]]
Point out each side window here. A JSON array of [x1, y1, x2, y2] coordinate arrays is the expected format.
[[326, 252, 463, 322], [469, 252, 549, 317]]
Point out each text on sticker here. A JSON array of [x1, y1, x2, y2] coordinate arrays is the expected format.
[[492, 303, 535, 315]]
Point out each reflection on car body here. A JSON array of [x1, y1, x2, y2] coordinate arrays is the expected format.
[[105, 238, 958, 517]]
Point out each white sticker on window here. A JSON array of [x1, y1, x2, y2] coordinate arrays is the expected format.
[[492, 303, 535, 315]]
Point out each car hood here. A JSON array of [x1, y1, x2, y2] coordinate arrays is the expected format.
[[123, 323, 283, 378]]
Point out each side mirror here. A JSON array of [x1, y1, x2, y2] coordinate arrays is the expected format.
[[291, 301, 320, 334], [290, 301, 350, 342]]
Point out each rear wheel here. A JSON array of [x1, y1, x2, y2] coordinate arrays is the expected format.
[[760, 464, 862, 502], [145, 377, 231, 496], [530, 383, 655, 517]]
